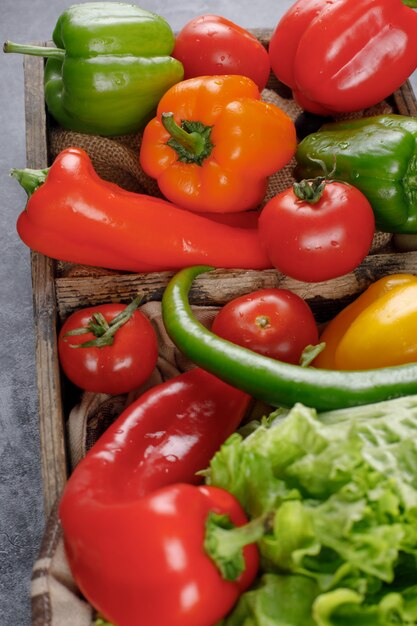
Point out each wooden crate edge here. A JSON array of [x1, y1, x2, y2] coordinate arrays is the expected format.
[[23, 49, 68, 519]]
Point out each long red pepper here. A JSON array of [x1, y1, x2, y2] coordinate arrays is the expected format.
[[59, 368, 259, 625], [12, 147, 272, 272]]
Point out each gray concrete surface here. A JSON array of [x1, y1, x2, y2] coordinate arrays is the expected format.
[[1, 1, 416, 624]]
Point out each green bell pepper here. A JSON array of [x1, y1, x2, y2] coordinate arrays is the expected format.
[[295, 114, 417, 233], [4, 2, 184, 136]]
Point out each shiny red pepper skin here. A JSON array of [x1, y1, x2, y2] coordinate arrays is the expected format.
[[269, 0, 417, 114], [59, 368, 254, 625], [61, 483, 258, 626], [62, 367, 250, 499], [14, 147, 272, 272]]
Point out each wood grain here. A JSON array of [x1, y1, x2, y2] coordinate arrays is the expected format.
[[54, 250, 417, 324], [24, 47, 68, 519], [393, 81, 417, 117]]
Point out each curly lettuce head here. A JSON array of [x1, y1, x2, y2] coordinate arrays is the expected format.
[[208, 396, 417, 625]]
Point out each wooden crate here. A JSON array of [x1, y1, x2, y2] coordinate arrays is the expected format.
[[22, 35, 417, 519]]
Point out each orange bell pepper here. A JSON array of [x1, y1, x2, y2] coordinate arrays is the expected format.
[[139, 75, 297, 213], [314, 273, 417, 370], [12, 147, 273, 272]]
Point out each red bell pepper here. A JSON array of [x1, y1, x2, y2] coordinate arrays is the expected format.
[[59, 368, 259, 625], [269, 0, 417, 114], [11, 147, 272, 272]]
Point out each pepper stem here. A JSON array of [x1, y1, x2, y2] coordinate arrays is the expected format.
[[64, 297, 143, 349], [161, 112, 214, 166], [204, 511, 274, 581], [10, 167, 50, 198], [300, 342, 326, 367], [3, 41, 65, 60], [402, 0, 417, 6]]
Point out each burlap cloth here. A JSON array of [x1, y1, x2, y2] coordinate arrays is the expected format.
[[32, 88, 395, 625]]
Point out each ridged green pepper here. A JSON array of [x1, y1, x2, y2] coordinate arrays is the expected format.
[[4, 2, 184, 136], [295, 114, 417, 233]]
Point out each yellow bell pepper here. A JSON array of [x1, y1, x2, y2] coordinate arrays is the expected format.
[[314, 273, 417, 370]]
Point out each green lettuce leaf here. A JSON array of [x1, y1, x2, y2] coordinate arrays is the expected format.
[[220, 576, 417, 626], [208, 395, 417, 625], [220, 574, 319, 626]]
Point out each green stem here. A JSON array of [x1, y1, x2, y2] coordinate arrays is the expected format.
[[10, 167, 50, 198], [293, 175, 328, 204], [65, 297, 143, 349], [204, 511, 274, 581], [162, 112, 204, 154], [161, 112, 214, 165], [402, 0, 417, 7], [3, 41, 65, 60], [293, 155, 338, 204]]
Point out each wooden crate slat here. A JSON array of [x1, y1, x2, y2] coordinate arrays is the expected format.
[[23, 49, 68, 519], [393, 80, 417, 117], [54, 249, 417, 323]]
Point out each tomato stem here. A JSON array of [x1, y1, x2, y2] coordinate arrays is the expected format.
[[161, 112, 214, 165], [293, 155, 338, 203], [293, 177, 327, 204], [64, 297, 143, 348]]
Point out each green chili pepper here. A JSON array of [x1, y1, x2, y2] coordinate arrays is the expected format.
[[294, 114, 417, 233], [161, 265, 417, 411], [4, 2, 184, 136]]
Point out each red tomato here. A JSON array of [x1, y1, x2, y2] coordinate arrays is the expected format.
[[58, 300, 158, 395], [172, 14, 271, 92], [211, 289, 318, 364], [258, 181, 375, 282]]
